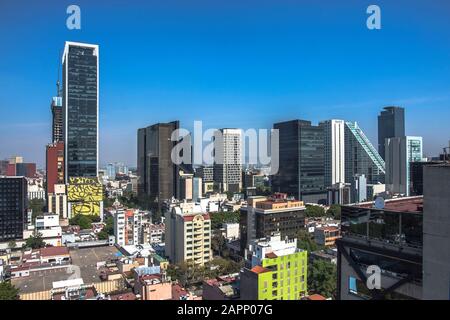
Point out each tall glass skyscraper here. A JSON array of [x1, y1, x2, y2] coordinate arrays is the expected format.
[[345, 122, 385, 185], [378, 106, 405, 161], [272, 120, 326, 204], [62, 42, 99, 181], [137, 121, 180, 207]]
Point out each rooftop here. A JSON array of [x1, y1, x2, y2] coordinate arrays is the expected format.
[[40, 246, 70, 257], [250, 265, 270, 274], [355, 196, 423, 213]]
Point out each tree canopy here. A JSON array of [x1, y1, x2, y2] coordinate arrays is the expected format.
[[24, 232, 45, 249], [304, 205, 326, 218], [308, 259, 337, 299], [0, 281, 19, 300]]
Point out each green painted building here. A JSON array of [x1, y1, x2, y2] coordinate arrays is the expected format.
[[240, 234, 308, 300]]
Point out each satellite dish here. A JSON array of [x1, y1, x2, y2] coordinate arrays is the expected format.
[[374, 197, 385, 210]]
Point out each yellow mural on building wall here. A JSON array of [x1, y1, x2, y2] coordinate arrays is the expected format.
[[67, 177, 103, 202], [67, 177, 103, 216], [71, 202, 101, 215]]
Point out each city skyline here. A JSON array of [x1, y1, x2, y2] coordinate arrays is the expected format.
[[1, 0, 450, 167]]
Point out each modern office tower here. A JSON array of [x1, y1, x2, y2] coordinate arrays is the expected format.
[[345, 122, 385, 185], [378, 106, 405, 160], [114, 208, 143, 247], [47, 184, 68, 219], [51, 96, 63, 142], [213, 129, 242, 193], [240, 233, 308, 300], [337, 196, 424, 300], [350, 174, 367, 203], [0, 176, 27, 241], [385, 136, 423, 196], [46, 141, 65, 194], [137, 121, 180, 206], [62, 42, 99, 181], [196, 165, 214, 195], [164, 201, 212, 266], [422, 164, 450, 299], [272, 120, 326, 204], [239, 193, 306, 254], [320, 119, 346, 187], [107, 163, 115, 180]]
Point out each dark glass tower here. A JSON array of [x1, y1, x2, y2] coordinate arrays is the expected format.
[[0, 176, 27, 241], [137, 121, 180, 208], [377, 106, 405, 160], [272, 120, 326, 203], [62, 42, 99, 181]]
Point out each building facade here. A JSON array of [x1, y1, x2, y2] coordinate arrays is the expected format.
[[46, 141, 65, 194], [51, 96, 63, 142], [165, 202, 212, 266], [272, 120, 326, 204], [345, 122, 385, 185], [378, 106, 405, 161], [62, 42, 99, 181], [422, 164, 450, 299], [337, 197, 423, 300], [213, 129, 242, 193], [0, 176, 27, 242], [320, 119, 346, 187], [385, 136, 423, 196], [240, 234, 308, 300], [240, 194, 306, 254], [137, 121, 180, 206]]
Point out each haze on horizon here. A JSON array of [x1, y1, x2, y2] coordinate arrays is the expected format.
[[1, 0, 449, 168]]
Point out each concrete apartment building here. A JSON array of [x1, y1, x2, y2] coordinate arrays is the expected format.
[[240, 233, 308, 300], [239, 193, 306, 254], [165, 201, 212, 266]]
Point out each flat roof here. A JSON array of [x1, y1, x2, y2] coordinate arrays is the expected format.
[[352, 196, 423, 213]]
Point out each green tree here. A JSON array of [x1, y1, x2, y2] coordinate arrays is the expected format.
[[0, 281, 20, 300], [210, 211, 240, 230], [327, 204, 341, 219], [25, 232, 45, 249], [297, 229, 321, 252], [28, 198, 45, 223], [69, 214, 94, 229], [211, 233, 227, 257], [102, 216, 115, 235], [308, 259, 337, 299], [305, 205, 326, 218], [97, 230, 109, 240]]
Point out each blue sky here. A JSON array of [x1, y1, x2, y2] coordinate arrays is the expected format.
[[0, 0, 449, 167]]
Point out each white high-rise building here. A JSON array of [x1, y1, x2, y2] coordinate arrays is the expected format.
[[114, 208, 143, 247], [165, 201, 212, 266], [385, 136, 423, 196], [213, 129, 242, 193], [320, 120, 345, 187]]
